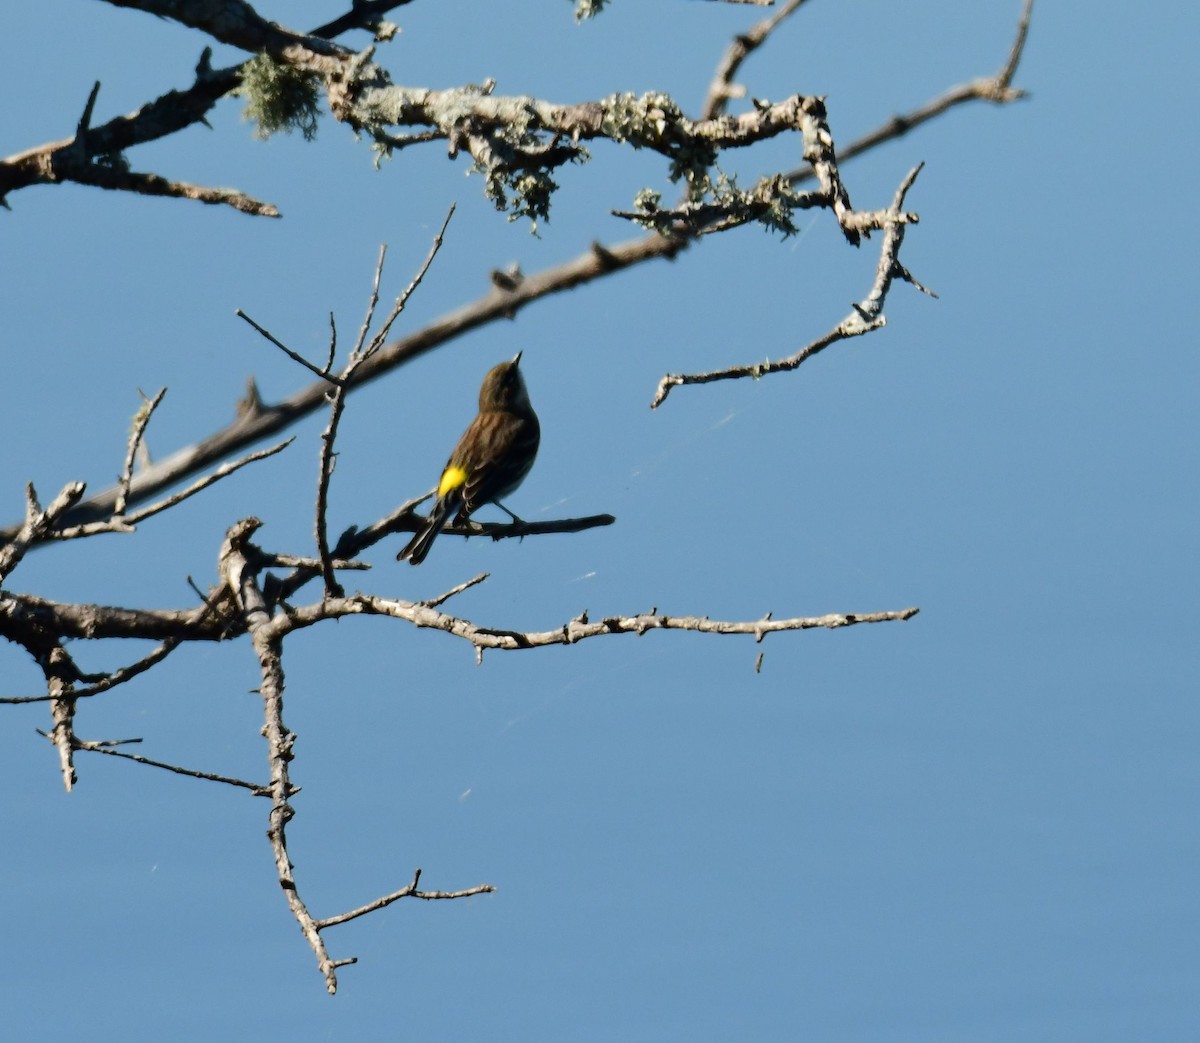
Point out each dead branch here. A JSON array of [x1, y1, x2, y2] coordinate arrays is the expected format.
[[47, 734, 267, 793], [0, 2, 412, 212], [702, 0, 810, 120], [265, 590, 920, 652], [50, 438, 296, 540], [0, 482, 87, 584], [311, 206, 456, 597], [315, 868, 496, 931], [114, 388, 167, 516], [650, 163, 933, 407], [2, 1, 1030, 539]]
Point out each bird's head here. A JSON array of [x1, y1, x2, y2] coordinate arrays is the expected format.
[[478, 351, 533, 414]]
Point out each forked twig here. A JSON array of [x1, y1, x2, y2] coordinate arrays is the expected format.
[[650, 164, 932, 407], [115, 388, 167, 516], [314, 204, 457, 597]]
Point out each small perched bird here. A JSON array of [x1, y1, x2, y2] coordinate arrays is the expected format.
[[398, 352, 540, 565]]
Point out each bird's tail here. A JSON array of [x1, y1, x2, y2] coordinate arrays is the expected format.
[[398, 494, 456, 565]]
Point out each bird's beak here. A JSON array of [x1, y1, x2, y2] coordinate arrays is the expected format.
[[511, 351, 523, 366]]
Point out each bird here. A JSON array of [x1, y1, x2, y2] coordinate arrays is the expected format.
[[398, 352, 540, 565]]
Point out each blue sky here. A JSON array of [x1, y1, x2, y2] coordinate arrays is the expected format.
[[1, 1, 1197, 1039]]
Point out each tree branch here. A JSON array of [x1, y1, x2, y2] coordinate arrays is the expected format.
[[6, 8, 1029, 539], [217, 518, 337, 988], [0, 482, 88, 584], [266, 591, 920, 652], [650, 163, 933, 407], [114, 388, 167, 516], [315, 868, 495, 931], [702, 0, 811, 121], [58, 735, 268, 793], [1, 0, 1032, 541], [0, 2, 414, 211]]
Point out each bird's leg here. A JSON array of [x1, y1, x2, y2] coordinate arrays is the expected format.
[[493, 502, 532, 541], [494, 500, 525, 525]]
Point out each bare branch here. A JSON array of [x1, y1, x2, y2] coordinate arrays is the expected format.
[[103, 0, 356, 74], [702, 0, 809, 120], [351, 244, 388, 361], [364, 204, 456, 357], [68, 163, 280, 216], [396, 510, 615, 556], [650, 164, 931, 407], [259, 554, 368, 571], [0, 591, 230, 644], [2, 638, 182, 705], [422, 573, 490, 609], [0, 580, 233, 705], [315, 868, 495, 931], [784, 0, 1033, 185], [237, 310, 343, 385], [267, 592, 920, 650], [308, 1, 417, 41], [314, 205, 455, 597], [36, 644, 85, 792], [0, 2, 412, 211], [58, 735, 267, 793], [115, 388, 167, 516], [997, 0, 1035, 94], [216, 517, 340, 991], [53, 438, 296, 539], [5, 9, 1030, 541], [0, 482, 87, 583]]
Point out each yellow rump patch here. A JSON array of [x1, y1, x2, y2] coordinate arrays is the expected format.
[[438, 465, 468, 498]]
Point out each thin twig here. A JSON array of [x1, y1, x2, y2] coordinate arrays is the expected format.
[[650, 164, 931, 407], [999, 0, 1035, 91], [0, 481, 87, 583], [54, 735, 268, 792], [422, 572, 490, 608], [325, 312, 337, 374], [115, 441, 295, 527], [315, 868, 495, 930], [702, 0, 809, 120], [48, 439, 295, 541], [74, 81, 101, 143], [313, 245, 389, 598], [2, 638, 182, 704], [237, 310, 344, 385], [115, 388, 167, 516], [315, 206, 456, 597], [313, 391, 357, 599], [351, 244, 388, 359], [365, 203, 456, 356], [261, 554, 369, 571], [784, 0, 1033, 186]]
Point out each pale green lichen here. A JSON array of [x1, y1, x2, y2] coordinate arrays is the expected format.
[[236, 54, 321, 141], [599, 92, 716, 184], [478, 165, 558, 233], [709, 171, 803, 237], [624, 172, 804, 238], [573, 0, 610, 22]]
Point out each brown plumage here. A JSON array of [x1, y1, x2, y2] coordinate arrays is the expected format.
[[398, 353, 540, 565]]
